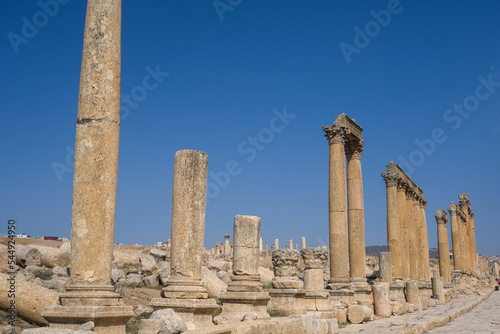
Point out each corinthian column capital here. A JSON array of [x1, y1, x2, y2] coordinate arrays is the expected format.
[[381, 172, 399, 187], [345, 140, 364, 159], [322, 125, 347, 145]]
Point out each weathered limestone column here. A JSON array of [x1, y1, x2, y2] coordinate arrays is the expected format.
[[372, 282, 391, 318], [274, 238, 279, 250], [435, 210, 452, 283], [215, 215, 270, 324], [346, 140, 366, 283], [42, 1, 133, 332], [151, 150, 219, 330], [397, 181, 410, 279], [470, 213, 478, 272], [405, 281, 420, 311], [301, 236, 306, 249], [224, 234, 231, 254], [267, 249, 306, 316], [323, 125, 349, 286], [419, 199, 431, 281], [406, 189, 418, 280], [379, 252, 393, 283], [289, 239, 294, 250], [259, 237, 263, 253], [301, 247, 335, 319], [449, 203, 463, 271], [265, 242, 268, 252], [381, 173, 402, 280], [413, 195, 423, 280]]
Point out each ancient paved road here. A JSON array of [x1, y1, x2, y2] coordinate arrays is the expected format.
[[426, 291, 500, 334]]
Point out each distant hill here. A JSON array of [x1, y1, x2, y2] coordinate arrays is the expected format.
[[366, 245, 439, 259]]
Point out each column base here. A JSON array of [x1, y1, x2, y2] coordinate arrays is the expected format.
[[350, 281, 373, 307], [42, 305, 133, 334], [303, 291, 336, 319], [162, 278, 209, 299], [388, 281, 407, 315], [150, 297, 220, 331], [267, 289, 307, 316], [214, 291, 270, 324]]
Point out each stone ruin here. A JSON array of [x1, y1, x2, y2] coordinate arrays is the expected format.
[[1, 1, 497, 333]]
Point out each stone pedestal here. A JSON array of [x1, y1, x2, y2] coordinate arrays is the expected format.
[[151, 150, 219, 330], [215, 215, 270, 324], [42, 1, 134, 331], [350, 282, 373, 308], [379, 252, 393, 283], [431, 277, 445, 305], [405, 281, 420, 311], [267, 249, 306, 316], [389, 281, 407, 315]]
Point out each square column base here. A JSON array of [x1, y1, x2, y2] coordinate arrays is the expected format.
[[150, 298, 220, 331], [267, 289, 307, 316], [350, 282, 373, 307], [303, 291, 336, 319], [42, 305, 134, 334], [389, 281, 407, 315], [327, 284, 354, 305], [214, 291, 270, 324]]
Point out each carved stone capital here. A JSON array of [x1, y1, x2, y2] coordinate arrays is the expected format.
[[381, 172, 399, 187], [300, 247, 328, 270], [345, 140, 364, 159], [272, 249, 300, 277], [405, 187, 415, 200], [435, 209, 448, 223], [448, 204, 457, 216], [322, 125, 347, 145]]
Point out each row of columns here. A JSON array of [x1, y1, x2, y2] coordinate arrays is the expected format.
[[381, 162, 430, 282], [448, 195, 477, 273], [323, 114, 366, 286]]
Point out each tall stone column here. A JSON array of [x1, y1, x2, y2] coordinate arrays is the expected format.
[[435, 210, 451, 283], [470, 213, 477, 272], [406, 189, 418, 280], [215, 215, 270, 324], [346, 140, 366, 283], [382, 172, 402, 280], [259, 237, 263, 253], [301, 236, 306, 249], [42, 1, 133, 331], [151, 150, 219, 330], [323, 125, 349, 285], [413, 196, 423, 280], [289, 239, 294, 250], [419, 200, 430, 281], [224, 234, 231, 254], [397, 181, 410, 279], [449, 203, 463, 271], [274, 238, 279, 250]]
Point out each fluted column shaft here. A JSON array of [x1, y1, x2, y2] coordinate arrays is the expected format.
[[382, 173, 402, 280], [326, 126, 349, 283], [435, 210, 451, 283], [346, 140, 366, 282], [397, 183, 410, 279], [70, 0, 121, 289]]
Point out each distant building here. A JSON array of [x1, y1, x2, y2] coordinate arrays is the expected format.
[[16, 233, 30, 238], [43, 236, 59, 241], [60, 237, 69, 242]]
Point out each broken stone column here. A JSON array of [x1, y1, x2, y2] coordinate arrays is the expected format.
[[15, 244, 42, 267], [372, 282, 391, 318], [382, 172, 402, 280], [267, 249, 306, 316], [301, 236, 306, 249], [405, 280, 420, 311], [259, 237, 263, 253], [301, 247, 335, 319], [379, 252, 392, 283], [30, 245, 70, 268], [435, 210, 452, 283], [150, 150, 219, 330], [274, 238, 279, 250], [42, 1, 133, 332], [323, 124, 349, 286], [347, 305, 373, 324], [224, 234, 231, 254], [215, 215, 270, 324], [431, 277, 445, 305], [289, 239, 293, 250]]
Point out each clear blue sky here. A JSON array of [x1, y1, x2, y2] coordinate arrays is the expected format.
[[1, 1, 499, 255]]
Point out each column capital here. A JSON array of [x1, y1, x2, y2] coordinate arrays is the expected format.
[[448, 203, 457, 216], [470, 212, 475, 219], [420, 198, 428, 207], [435, 209, 448, 224], [301, 247, 329, 270], [322, 125, 347, 145], [381, 172, 399, 187], [405, 187, 415, 199], [345, 139, 364, 159]]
